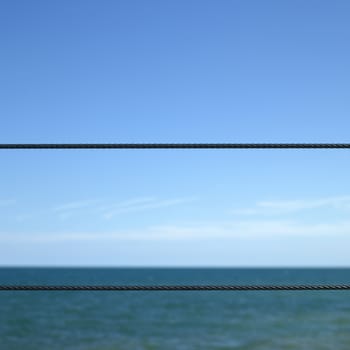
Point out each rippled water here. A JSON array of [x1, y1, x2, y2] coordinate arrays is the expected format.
[[1, 268, 350, 349]]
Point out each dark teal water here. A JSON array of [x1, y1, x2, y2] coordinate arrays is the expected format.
[[1, 268, 350, 349]]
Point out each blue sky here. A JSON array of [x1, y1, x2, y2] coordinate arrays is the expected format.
[[1, 0, 350, 266]]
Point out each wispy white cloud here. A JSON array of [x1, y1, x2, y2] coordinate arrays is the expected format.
[[52, 199, 103, 220], [2, 218, 350, 243], [4, 195, 350, 243], [139, 219, 350, 240], [50, 196, 196, 220], [231, 195, 350, 216], [102, 196, 196, 219], [53, 199, 102, 212]]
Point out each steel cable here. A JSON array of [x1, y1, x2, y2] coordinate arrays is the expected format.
[[0, 143, 350, 149], [1, 285, 350, 291]]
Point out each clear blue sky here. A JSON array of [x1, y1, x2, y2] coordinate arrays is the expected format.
[[1, 0, 350, 266]]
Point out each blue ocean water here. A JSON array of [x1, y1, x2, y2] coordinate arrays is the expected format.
[[0, 268, 350, 350]]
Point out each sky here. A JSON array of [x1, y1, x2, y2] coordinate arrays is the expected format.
[[1, 0, 350, 266]]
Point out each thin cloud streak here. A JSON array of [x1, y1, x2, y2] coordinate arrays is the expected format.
[[102, 197, 197, 219], [50, 196, 196, 220], [231, 195, 350, 216], [3, 195, 350, 244], [2, 219, 350, 243], [52, 199, 103, 220], [53, 199, 102, 212]]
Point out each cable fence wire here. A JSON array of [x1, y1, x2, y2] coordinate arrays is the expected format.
[[1, 285, 350, 291], [1, 143, 350, 149]]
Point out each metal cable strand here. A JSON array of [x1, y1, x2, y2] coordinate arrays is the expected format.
[[1, 285, 350, 291], [1, 143, 350, 149]]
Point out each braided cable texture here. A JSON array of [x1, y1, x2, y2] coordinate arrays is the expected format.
[[1, 143, 350, 149], [1, 285, 350, 291]]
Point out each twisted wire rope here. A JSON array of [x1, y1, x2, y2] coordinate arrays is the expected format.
[[0, 143, 350, 149], [1, 285, 350, 291]]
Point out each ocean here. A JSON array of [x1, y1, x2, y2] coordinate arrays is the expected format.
[[0, 268, 350, 349]]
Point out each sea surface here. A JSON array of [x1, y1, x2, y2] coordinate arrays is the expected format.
[[0, 268, 350, 350]]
